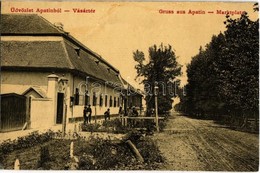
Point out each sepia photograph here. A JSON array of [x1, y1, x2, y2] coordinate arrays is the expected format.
[[0, 0, 259, 171]]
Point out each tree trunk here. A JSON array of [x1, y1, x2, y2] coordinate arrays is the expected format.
[[240, 112, 248, 129]]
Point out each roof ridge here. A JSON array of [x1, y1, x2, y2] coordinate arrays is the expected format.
[[22, 86, 47, 98], [118, 74, 128, 89], [37, 15, 64, 34], [61, 39, 75, 69]]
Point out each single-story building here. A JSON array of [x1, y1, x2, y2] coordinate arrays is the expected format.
[[1, 14, 143, 131]]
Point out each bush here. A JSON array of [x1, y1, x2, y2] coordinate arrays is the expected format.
[[102, 119, 128, 133], [81, 123, 101, 133], [134, 120, 156, 134], [78, 153, 96, 170], [136, 137, 164, 164], [37, 146, 51, 169], [123, 130, 143, 143], [0, 130, 55, 155], [78, 136, 135, 170]]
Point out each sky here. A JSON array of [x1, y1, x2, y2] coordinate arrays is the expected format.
[[2, 1, 258, 89]]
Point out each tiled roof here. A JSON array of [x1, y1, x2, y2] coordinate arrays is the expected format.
[[64, 41, 122, 85], [1, 14, 119, 72], [1, 14, 122, 85], [1, 14, 63, 35], [1, 41, 71, 68], [1, 40, 122, 85]]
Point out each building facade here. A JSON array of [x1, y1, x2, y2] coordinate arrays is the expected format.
[[1, 14, 142, 130]]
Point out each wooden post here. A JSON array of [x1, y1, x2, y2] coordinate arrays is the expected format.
[[61, 77, 68, 138], [94, 105, 97, 124], [121, 116, 124, 126], [154, 84, 159, 132], [70, 142, 74, 158], [125, 117, 128, 126], [14, 159, 20, 170], [26, 96, 31, 129], [155, 95, 159, 132], [126, 140, 144, 163], [62, 104, 67, 137]]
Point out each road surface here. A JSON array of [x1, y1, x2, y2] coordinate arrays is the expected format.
[[153, 112, 259, 171]]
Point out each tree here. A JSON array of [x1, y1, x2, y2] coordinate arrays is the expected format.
[[183, 33, 228, 117], [182, 4, 259, 128], [218, 11, 259, 125], [133, 44, 182, 114]]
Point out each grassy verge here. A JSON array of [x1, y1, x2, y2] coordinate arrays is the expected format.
[[0, 130, 164, 170]]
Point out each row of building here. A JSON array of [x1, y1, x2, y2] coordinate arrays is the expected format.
[[1, 14, 143, 131]]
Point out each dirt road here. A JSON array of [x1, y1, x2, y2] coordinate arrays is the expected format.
[[153, 112, 259, 171]]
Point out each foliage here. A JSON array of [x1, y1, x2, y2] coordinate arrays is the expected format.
[[37, 146, 51, 169], [81, 119, 130, 134], [0, 130, 55, 155], [136, 137, 164, 164], [77, 134, 164, 170], [123, 129, 143, 143], [102, 118, 128, 133], [88, 136, 135, 170], [133, 44, 182, 114], [1, 131, 164, 170], [221, 12, 259, 112], [180, 6, 259, 127], [1, 139, 71, 170], [81, 123, 101, 133]]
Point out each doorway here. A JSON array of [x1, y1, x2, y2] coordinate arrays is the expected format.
[[56, 93, 64, 124]]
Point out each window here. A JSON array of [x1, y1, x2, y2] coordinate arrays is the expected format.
[[85, 91, 89, 106], [93, 92, 97, 106], [74, 88, 79, 105], [79, 95, 85, 105], [100, 94, 103, 106], [114, 97, 116, 107], [118, 97, 120, 107], [105, 95, 108, 107], [109, 96, 112, 107]]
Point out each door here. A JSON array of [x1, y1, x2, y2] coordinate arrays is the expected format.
[[0, 93, 27, 132], [56, 93, 64, 124]]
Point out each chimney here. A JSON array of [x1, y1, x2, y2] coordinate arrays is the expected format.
[[54, 22, 64, 30]]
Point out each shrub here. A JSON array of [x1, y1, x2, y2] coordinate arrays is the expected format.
[[136, 137, 164, 164], [37, 146, 51, 169], [78, 153, 96, 170], [123, 130, 143, 143], [81, 123, 101, 133], [0, 130, 55, 155], [102, 119, 127, 133], [134, 120, 156, 134], [77, 136, 135, 170]]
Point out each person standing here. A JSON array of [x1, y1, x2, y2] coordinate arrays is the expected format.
[[132, 106, 139, 117], [104, 108, 110, 121], [86, 104, 92, 123], [83, 106, 88, 125], [119, 106, 123, 115]]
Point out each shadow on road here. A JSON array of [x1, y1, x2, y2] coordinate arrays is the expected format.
[[175, 112, 259, 134]]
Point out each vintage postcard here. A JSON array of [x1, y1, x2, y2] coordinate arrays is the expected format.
[[0, 0, 259, 171]]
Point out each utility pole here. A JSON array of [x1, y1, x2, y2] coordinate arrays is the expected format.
[[95, 103, 97, 124], [154, 82, 159, 132]]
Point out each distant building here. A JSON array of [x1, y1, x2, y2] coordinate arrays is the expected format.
[[1, 14, 142, 131]]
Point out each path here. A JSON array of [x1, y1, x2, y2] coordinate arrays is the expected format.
[[153, 112, 259, 171]]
